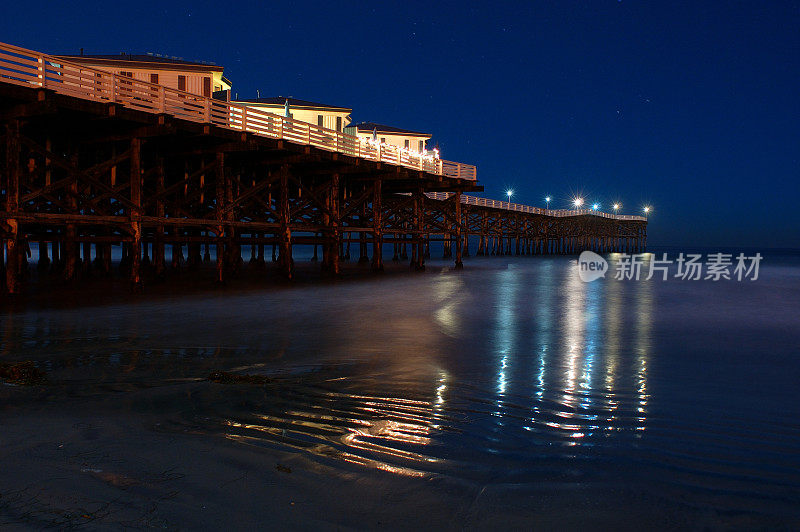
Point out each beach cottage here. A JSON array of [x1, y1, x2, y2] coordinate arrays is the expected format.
[[234, 97, 352, 132], [54, 52, 233, 100], [345, 122, 431, 154]]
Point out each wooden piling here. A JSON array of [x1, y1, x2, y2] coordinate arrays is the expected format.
[[5, 120, 21, 293], [154, 158, 166, 278], [412, 190, 425, 271], [129, 137, 142, 289], [454, 191, 463, 269], [371, 178, 383, 272], [278, 165, 293, 279]]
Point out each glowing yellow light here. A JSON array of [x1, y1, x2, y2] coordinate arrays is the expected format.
[[613, 203, 620, 211]]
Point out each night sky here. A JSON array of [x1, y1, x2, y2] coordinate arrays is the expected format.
[[3, 1, 798, 247]]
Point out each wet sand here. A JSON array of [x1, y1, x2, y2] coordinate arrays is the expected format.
[[2, 253, 799, 529], [0, 386, 702, 530]]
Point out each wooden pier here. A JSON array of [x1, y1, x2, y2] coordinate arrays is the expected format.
[[0, 41, 646, 295]]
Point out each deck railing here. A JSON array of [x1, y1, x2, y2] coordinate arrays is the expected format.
[[425, 192, 646, 221], [0, 41, 476, 180]]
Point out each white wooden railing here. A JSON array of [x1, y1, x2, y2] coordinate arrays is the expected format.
[[0, 41, 477, 180], [425, 192, 647, 221]]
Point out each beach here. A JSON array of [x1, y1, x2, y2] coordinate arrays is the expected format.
[[2, 251, 799, 529]]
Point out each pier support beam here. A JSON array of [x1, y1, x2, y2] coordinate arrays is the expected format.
[[215, 153, 226, 283], [225, 171, 238, 276], [129, 137, 142, 290], [322, 173, 341, 276], [412, 189, 425, 271], [278, 165, 293, 279], [63, 154, 80, 283], [454, 191, 463, 269], [5, 120, 21, 294], [154, 158, 166, 279], [358, 198, 369, 265], [371, 178, 383, 272]]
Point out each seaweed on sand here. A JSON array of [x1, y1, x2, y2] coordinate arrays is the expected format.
[[0, 361, 47, 385], [207, 372, 272, 385]]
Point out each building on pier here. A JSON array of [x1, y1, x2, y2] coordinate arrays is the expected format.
[[53, 52, 233, 100], [234, 97, 352, 131], [345, 122, 431, 154]]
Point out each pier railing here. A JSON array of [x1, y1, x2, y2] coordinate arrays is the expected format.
[[0, 41, 477, 180], [425, 192, 646, 221]]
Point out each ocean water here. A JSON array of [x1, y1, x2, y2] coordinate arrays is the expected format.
[[1, 249, 799, 527]]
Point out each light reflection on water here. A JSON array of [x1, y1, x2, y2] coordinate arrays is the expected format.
[[2, 254, 800, 514]]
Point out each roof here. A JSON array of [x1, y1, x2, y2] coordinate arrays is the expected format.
[[54, 53, 225, 72], [349, 122, 431, 137], [236, 97, 351, 112]]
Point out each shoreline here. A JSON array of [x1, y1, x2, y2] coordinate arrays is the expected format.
[[0, 257, 460, 312]]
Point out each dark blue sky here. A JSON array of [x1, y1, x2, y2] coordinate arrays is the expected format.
[[3, 1, 798, 247]]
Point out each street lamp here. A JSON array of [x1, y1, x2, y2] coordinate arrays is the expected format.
[[506, 189, 513, 202], [545, 195, 551, 209], [643, 205, 651, 218], [613, 203, 620, 212], [592, 203, 599, 211], [573, 197, 584, 209]]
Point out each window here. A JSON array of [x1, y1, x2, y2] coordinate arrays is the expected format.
[[203, 77, 211, 97], [419, 140, 424, 152], [336, 116, 342, 131], [149, 73, 159, 99], [318, 115, 324, 127], [404, 139, 410, 149], [178, 75, 186, 91], [119, 71, 132, 91]]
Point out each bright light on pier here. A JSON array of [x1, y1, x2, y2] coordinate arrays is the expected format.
[[592, 203, 599, 211], [613, 203, 620, 211], [506, 189, 514, 200], [573, 197, 584, 208]]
